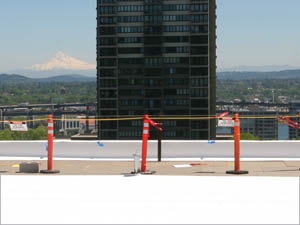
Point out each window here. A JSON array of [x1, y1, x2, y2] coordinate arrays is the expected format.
[[144, 78, 162, 86], [191, 35, 208, 44], [118, 16, 144, 23], [164, 89, 177, 96], [165, 78, 188, 85], [144, 47, 161, 56], [144, 68, 162, 76], [177, 89, 189, 96], [99, 79, 116, 88], [118, 37, 144, 44], [144, 36, 161, 45], [170, 67, 175, 74], [163, 4, 189, 11], [99, 59, 116, 67], [100, 69, 116, 77], [163, 14, 190, 22], [191, 67, 208, 76], [144, 57, 162, 67], [100, 16, 116, 24], [190, 14, 208, 23], [163, 36, 189, 43], [163, 47, 189, 53], [164, 99, 188, 106], [119, 99, 143, 106], [191, 78, 208, 87], [99, 6, 116, 14], [117, 26, 143, 33], [118, 67, 143, 76], [144, 4, 162, 13], [145, 89, 162, 98], [119, 89, 143, 96], [163, 25, 189, 32], [190, 46, 208, 55], [100, 48, 117, 56], [191, 99, 208, 107], [190, 4, 208, 12], [99, 27, 116, 35], [164, 120, 177, 127], [190, 57, 208, 66], [163, 58, 190, 65], [100, 121, 117, 129], [100, 37, 116, 46], [118, 47, 143, 54], [100, 0, 116, 3], [190, 88, 208, 97], [100, 100, 117, 108], [99, 110, 117, 116], [118, 5, 144, 12], [119, 58, 144, 65], [144, 26, 162, 34], [191, 109, 209, 115], [99, 90, 117, 98], [190, 25, 208, 34], [119, 78, 143, 85], [144, 15, 162, 24]]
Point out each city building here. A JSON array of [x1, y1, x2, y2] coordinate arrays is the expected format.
[[96, 0, 217, 140], [216, 101, 300, 140]]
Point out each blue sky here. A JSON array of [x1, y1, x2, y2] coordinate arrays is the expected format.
[[0, 0, 96, 71], [217, 0, 300, 70], [0, 0, 299, 72]]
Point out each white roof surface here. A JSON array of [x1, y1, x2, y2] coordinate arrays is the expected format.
[[1, 175, 299, 224]]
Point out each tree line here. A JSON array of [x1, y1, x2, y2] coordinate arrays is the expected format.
[[0, 124, 47, 140], [217, 79, 300, 103], [0, 81, 96, 105]]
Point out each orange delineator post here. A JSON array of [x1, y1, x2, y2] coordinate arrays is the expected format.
[[140, 114, 163, 173], [226, 113, 248, 175], [234, 113, 241, 172], [141, 114, 150, 172], [47, 114, 54, 171], [40, 114, 60, 174]]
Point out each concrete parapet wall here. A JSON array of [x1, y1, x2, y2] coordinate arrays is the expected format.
[[0, 140, 299, 159]]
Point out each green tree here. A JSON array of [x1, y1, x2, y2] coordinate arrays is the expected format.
[[0, 128, 13, 140], [240, 132, 259, 140], [30, 124, 47, 140], [0, 124, 47, 140]]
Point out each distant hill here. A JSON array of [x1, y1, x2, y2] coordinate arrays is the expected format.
[[0, 73, 95, 84], [217, 69, 300, 80], [0, 74, 31, 84], [36, 74, 95, 82], [2, 69, 300, 84]]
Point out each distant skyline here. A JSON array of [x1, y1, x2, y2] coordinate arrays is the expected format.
[[0, 0, 299, 73]]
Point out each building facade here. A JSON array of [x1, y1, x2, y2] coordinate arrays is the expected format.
[[97, 0, 217, 139]]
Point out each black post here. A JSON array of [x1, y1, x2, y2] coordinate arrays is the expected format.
[[157, 129, 162, 162], [85, 105, 90, 134]]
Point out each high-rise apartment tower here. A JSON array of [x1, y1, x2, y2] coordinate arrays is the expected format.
[[97, 0, 216, 140]]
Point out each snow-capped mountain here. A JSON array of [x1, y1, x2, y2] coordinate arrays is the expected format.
[[29, 51, 96, 71], [7, 51, 97, 78]]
